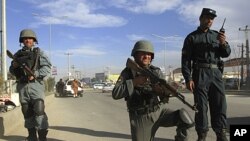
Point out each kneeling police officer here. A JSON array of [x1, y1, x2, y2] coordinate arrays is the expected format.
[[112, 40, 194, 141]]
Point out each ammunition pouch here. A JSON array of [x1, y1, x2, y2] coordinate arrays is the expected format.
[[15, 51, 36, 69], [13, 47, 40, 78], [12, 65, 26, 80], [16, 48, 40, 68]]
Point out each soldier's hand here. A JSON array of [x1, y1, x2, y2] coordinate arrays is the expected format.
[[152, 83, 164, 96], [186, 80, 195, 92], [132, 76, 149, 87], [217, 32, 226, 46], [28, 76, 35, 81]]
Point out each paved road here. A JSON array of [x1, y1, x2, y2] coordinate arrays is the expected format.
[[1, 89, 250, 141]]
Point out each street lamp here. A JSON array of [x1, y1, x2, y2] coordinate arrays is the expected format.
[[152, 34, 168, 76], [152, 34, 180, 80], [32, 13, 68, 62], [32, 13, 52, 61], [64, 52, 73, 80]]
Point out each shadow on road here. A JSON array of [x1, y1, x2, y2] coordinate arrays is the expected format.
[[0, 117, 62, 141], [0, 135, 63, 141], [225, 90, 250, 97], [50, 126, 174, 141], [228, 116, 250, 125]]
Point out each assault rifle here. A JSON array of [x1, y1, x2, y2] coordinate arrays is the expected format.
[[126, 58, 197, 112], [7, 50, 38, 81]]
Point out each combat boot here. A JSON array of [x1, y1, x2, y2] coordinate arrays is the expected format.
[[38, 129, 48, 141], [216, 129, 228, 141], [26, 128, 38, 141], [175, 129, 188, 141], [197, 132, 207, 141]]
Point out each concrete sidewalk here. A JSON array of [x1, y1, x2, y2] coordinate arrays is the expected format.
[[0, 94, 54, 138], [0, 105, 22, 138]]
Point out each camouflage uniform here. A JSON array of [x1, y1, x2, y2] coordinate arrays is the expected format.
[[113, 40, 194, 141], [9, 29, 51, 141]]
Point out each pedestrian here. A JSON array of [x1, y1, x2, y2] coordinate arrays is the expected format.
[[56, 78, 65, 97], [71, 79, 79, 98], [9, 29, 51, 141], [112, 40, 194, 141], [181, 8, 231, 141]]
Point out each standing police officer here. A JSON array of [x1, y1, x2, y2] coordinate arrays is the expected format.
[[181, 8, 231, 141], [56, 78, 65, 97], [9, 29, 51, 141], [112, 40, 194, 141]]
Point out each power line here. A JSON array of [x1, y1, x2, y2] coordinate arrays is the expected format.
[[239, 25, 250, 88]]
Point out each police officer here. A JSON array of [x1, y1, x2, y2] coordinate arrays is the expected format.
[[112, 40, 194, 141], [9, 29, 51, 141], [181, 8, 231, 141], [56, 78, 65, 97]]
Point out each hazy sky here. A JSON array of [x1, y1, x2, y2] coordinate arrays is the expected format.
[[4, 0, 250, 79]]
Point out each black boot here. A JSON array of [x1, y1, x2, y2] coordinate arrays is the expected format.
[[216, 129, 228, 141], [175, 128, 188, 141], [26, 128, 38, 141], [197, 132, 207, 141], [38, 129, 48, 141]]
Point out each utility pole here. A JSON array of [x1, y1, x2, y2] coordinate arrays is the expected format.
[[239, 25, 250, 88], [64, 52, 73, 80], [237, 43, 245, 85], [151, 34, 167, 77], [1, 0, 7, 81]]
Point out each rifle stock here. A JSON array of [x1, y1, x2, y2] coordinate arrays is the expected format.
[[7, 50, 38, 80], [126, 58, 197, 112]]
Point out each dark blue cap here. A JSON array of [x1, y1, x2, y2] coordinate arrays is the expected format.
[[200, 8, 217, 17]]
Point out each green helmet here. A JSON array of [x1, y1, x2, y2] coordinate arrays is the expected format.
[[131, 40, 154, 59], [19, 29, 38, 43]]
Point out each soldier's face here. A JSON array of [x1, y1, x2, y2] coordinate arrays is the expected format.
[[22, 37, 35, 48], [200, 15, 214, 29], [134, 51, 152, 67]]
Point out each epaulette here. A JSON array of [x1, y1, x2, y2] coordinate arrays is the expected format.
[[33, 47, 40, 53]]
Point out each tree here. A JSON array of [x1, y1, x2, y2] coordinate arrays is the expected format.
[[46, 77, 55, 92]]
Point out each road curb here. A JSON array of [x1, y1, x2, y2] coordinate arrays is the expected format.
[[0, 105, 22, 138], [0, 94, 54, 138]]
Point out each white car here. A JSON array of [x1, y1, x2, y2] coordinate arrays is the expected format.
[[63, 79, 84, 97], [93, 83, 105, 90], [102, 84, 115, 93]]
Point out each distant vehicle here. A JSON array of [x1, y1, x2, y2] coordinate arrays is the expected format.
[[93, 83, 105, 90], [102, 84, 115, 93], [63, 79, 84, 97], [224, 78, 239, 90]]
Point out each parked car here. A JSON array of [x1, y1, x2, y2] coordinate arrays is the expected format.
[[102, 84, 115, 93], [224, 78, 239, 90], [63, 79, 84, 97], [93, 83, 105, 90]]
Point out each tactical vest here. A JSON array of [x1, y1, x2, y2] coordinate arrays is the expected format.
[[13, 47, 40, 79], [125, 66, 161, 109]]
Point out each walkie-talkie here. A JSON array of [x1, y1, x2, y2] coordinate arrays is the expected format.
[[220, 18, 226, 33]]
